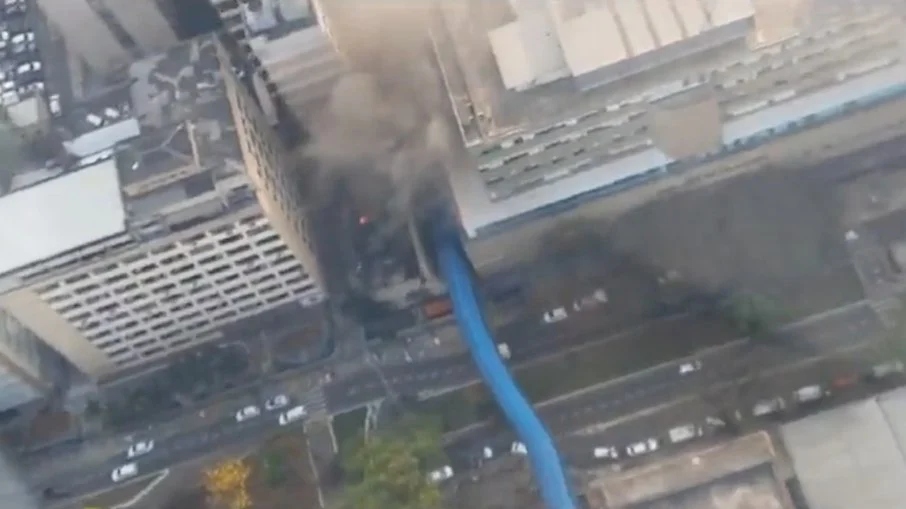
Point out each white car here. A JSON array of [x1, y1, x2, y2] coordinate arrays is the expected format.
[[593, 446, 618, 459], [111, 463, 138, 483], [278, 405, 307, 426], [265, 394, 290, 411], [542, 307, 568, 324], [678, 360, 702, 375], [573, 289, 608, 311], [126, 440, 155, 459], [625, 438, 659, 457], [510, 441, 528, 455], [427, 465, 454, 483], [481, 446, 494, 460], [235, 405, 261, 423]]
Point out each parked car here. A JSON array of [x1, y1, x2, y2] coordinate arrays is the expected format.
[[870, 360, 904, 380], [111, 463, 138, 483], [793, 384, 826, 403], [625, 438, 659, 457], [679, 360, 702, 375], [752, 397, 785, 417], [235, 405, 261, 423], [126, 440, 155, 459], [668, 424, 703, 444], [481, 446, 494, 460], [278, 405, 307, 426], [573, 289, 608, 311], [265, 394, 290, 411], [427, 465, 454, 483], [542, 307, 568, 324], [593, 446, 619, 459], [511, 441, 528, 455]]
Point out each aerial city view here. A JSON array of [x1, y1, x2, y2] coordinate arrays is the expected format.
[[2, 0, 906, 507]]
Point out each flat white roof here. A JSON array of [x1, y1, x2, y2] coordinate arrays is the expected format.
[[614, 0, 657, 56], [62, 118, 141, 158], [644, 0, 682, 45], [558, 7, 626, 77], [453, 62, 906, 238], [781, 388, 906, 509], [0, 159, 127, 276], [488, 12, 568, 91]]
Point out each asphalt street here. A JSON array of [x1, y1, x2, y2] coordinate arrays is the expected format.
[[555, 342, 896, 471], [41, 301, 881, 500], [440, 302, 884, 465], [325, 301, 878, 413]]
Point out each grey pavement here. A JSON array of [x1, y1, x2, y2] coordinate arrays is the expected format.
[[440, 302, 884, 464], [34, 299, 882, 502]]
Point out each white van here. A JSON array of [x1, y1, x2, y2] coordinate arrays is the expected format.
[[278, 405, 307, 426], [752, 397, 785, 417], [793, 385, 825, 403], [668, 424, 702, 444]]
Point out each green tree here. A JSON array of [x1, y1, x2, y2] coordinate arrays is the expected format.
[[724, 292, 785, 338], [341, 414, 445, 509]]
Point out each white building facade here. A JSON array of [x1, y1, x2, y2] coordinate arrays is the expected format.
[[0, 34, 325, 380]]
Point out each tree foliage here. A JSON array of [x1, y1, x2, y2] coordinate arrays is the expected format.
[[341, 414, 445, 509], [724, 292, 784, 338], [203, 458, 253, 509]]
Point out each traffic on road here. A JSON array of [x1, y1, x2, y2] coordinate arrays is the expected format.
[[37, 301, 887, 501]]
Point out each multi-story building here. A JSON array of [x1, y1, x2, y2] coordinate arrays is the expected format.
[[208, 0, 344, 117], [432, 0, 906, 273], [0, 33, 325, 380], [0, 308, 65, 411], [34, 0, 178, 73]]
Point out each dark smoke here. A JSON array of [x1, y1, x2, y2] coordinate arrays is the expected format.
[[303, 3, 455, 222]]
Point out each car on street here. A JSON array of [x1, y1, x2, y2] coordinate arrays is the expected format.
[[573, 288, 608, 311], [235, 405, 261, 423], [752, 397, 785, 417], [678, 360, 702, 375], [793, 384, 826, 403], [265, 394, 290, 411], [593, 446, 619, 459], [111, 463, 138, 483], [126, 440, 155, 459], [625, 438, 659, 457], [668, 424, 703, 444], [869, 360, 904, 380], [481, 446, 494, 460], [542, 307, 568, 324], [427, 465, 454, 483], [278, 405, 307, 426], [511, 441, 528, 455]]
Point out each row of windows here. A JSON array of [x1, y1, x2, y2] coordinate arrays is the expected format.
[[104, 279, 318, 368], [475, 15, 899, 168]]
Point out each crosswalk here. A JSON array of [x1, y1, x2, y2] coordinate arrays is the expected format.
[[298, 386, 328, 419]]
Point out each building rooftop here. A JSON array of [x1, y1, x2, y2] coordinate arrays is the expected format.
[[116, 33, 243, 189], [241, 0, 317, 42], [0, 33, 259, 283], [0, 158, 126, 277], [781, 386, 906, 509], [587, 433, 786, 509], [439, 6, 906, 238]]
